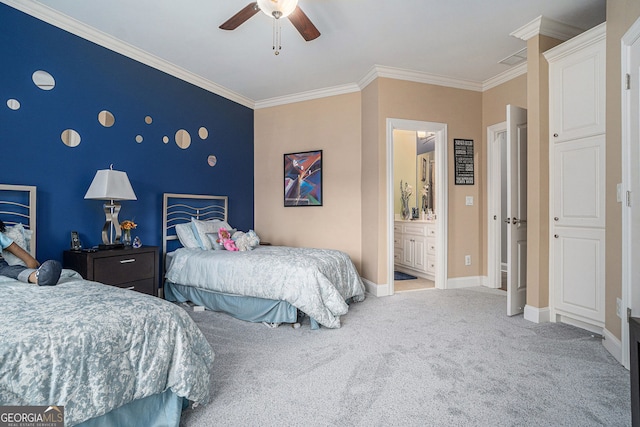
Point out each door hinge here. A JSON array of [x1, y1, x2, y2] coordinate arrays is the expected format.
[[628, 307, 633, 323], [626, 73, 631, 90], [628, 190, 632, 207]]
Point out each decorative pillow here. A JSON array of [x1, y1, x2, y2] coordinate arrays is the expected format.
[[175, 223, 200, 249], [191, 218, 232, 250], [235, 230, 261, 251], [206, 233, 225, 250], [1, 223, 28, 266]]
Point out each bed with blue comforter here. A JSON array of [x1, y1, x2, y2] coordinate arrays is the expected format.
[[164, 245, 366, 329], [0, 269, 214, 427]]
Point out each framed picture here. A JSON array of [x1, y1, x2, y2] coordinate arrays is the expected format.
[[284, 150, 323, 206]]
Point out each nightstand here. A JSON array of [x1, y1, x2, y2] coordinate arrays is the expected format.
[[63, 246, 159, 297]]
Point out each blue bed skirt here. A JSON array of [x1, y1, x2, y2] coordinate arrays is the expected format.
[[164, 281, 320, 329], [76, 389, 184, 427]]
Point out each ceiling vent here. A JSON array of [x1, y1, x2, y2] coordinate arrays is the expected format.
[[499, 47, 527, 66]]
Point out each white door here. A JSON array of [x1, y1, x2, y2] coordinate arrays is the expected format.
[[622, 17, 640, 368], [506, 105, 527, 316]]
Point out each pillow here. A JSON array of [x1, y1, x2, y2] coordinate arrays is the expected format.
[[235, 230, 261, 251], [206, 233, 225, 250], [1, 223, 28, 266], [191, 218, 232, 250], [175, 223, 200, 249]]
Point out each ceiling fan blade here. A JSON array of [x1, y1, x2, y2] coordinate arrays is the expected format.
[[219, 2, 259, 30], [288, 6, 321, 41]]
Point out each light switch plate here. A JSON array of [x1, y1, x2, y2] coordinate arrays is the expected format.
[[465, 196, 473, 206]]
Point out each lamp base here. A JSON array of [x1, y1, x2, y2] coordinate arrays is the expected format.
[[98, 243, 125, 251]]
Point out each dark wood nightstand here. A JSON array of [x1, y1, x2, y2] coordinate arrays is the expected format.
[[63, 246, 159, 297]]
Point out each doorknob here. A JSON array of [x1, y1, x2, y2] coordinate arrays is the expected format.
[[554, 234, 559, 238], [504, 217, 511, 224], [494, 215, 497, 220], [512, 218, 527, 225], [554, 217, 559, 221]]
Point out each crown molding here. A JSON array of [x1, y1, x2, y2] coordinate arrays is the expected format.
[[482, 62, 527, 91], [510, 15, 585, 42], [254, 83, 361, 109], [360, 65, 483, 92], [543, 22, 606, 63], [1, 0, 255, 109]]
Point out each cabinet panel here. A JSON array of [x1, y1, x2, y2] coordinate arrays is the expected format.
[[548, 36, 605, 142]]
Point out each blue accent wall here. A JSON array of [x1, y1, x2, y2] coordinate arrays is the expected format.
[[0, 4, 254, 262]]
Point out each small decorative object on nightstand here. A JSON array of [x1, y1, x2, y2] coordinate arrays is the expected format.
[[63, 246, 159, 296]]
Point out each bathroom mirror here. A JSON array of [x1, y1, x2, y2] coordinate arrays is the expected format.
[[6, 99, 20, 110], [98, 110, 115, 127], [175, 129, 191, 149], [61, 129, 81, 147], [32, 70, 55, 90]]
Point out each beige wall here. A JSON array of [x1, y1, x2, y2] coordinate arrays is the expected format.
[[375, 78, 484, 282], [480, 74, 528, 275], [253, 92, 363, 270], [605, 0, 640, 339]]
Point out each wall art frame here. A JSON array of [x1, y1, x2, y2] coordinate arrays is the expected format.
[[284, 150, 323, 207]]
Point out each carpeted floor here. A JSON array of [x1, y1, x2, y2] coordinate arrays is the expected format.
[[178, 287, 631, 427]]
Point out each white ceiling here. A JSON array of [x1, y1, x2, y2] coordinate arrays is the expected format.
[[10, 0, 606, 107]]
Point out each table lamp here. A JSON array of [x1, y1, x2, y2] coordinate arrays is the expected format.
[[84, 165, 137, 249]]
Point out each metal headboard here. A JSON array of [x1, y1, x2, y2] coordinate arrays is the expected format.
[[0, 184, 37, 257], [162, 193, 228, 257]]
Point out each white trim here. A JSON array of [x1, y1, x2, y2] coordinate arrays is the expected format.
[[486, 121, 507, 290], [621, 16, 640, 371], [2, 0, 255, 109], [365, 65, 483, 92], [254, 83, 361, 109], [482, 63, 527, 91], [447, 276, 483, 289], [524, 305, 550, 323], [361, 277, 389, 298], [603, 327, 624, 366], [510, 15, 585, 42], [544, 22, 606, 63], [386, 119, 448, 295]]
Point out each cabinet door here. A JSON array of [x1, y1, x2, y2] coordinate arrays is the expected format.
[[552, 134, 605, 228], [402, 236, 414, 266], [549, 38, 605, 143], [552, 227, 605, 324], [413, 236, 427, 272]]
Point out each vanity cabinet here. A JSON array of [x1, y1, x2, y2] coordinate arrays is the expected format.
[[394, 220, 436, 280]]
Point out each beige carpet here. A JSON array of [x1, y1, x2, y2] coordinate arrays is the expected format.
[[394, 277, 435, 292]]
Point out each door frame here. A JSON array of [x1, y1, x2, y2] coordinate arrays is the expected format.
[[621, 16, 640, 370], [386, 118, 448, 294], [487, 121, 507, 290]]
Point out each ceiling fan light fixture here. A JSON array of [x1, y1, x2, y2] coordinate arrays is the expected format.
[[257, 0, 298, 19]]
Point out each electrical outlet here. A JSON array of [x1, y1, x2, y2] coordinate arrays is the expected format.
[[616, 298, 622, 319], [465, 255, 471, 266]]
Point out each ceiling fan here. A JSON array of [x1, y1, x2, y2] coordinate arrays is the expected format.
[[220, 0, 321, 54]]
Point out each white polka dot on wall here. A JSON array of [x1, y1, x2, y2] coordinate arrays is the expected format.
[[199, 127, 209, 139], [163, 136, 169, 144], [136, 135, 143, 143], [175, 129, 191, 149], [207, 155, 217, 167]]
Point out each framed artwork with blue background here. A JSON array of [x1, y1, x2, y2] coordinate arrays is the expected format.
[[284, 150, 323, 207]]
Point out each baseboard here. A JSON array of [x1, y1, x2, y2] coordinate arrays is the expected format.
[[524, 304, 550, 323], [362, 277, 390, 297], [602, 327, 624, 366], [446, 276, 483, 289]]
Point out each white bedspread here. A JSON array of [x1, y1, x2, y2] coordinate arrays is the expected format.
[[165, 246, 366, 328], [0, 270, 214, 426]]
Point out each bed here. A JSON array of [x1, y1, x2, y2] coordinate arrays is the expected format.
[[0, 184, 214, 427], [162, 193, 365, 329]]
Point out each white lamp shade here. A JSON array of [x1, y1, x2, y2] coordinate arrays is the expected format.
[[84, 169, 137, 201], [257, 0, 298, 18]]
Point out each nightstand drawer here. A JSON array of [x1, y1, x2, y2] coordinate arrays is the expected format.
[[113, 278, 155, 295], [94, 251, 155, 285]]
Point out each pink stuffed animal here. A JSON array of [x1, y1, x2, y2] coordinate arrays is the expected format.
[[217, 227, 238, 251]]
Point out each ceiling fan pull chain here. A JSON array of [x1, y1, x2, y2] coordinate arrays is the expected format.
[[273, 18, 282, 55]]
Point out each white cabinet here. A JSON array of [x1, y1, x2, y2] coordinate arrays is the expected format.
[[394, 221, 436, 279], [545, 22, 606, 332]]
